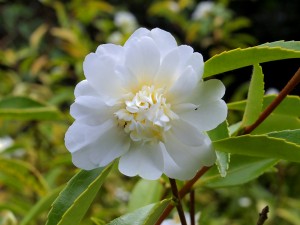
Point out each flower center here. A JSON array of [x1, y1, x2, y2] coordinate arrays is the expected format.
[[114, 85, 178, 143]]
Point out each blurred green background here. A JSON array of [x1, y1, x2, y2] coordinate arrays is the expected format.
[[0, 0, 299, 224]]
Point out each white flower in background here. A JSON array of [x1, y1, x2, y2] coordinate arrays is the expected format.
[[114, 11, 138, 33], [162, 212, 200, 225], [65, 27, 227, 180], [265, 87, 279, 95], [0, 136, 13, 153], [107, 31, 123, 44], [168, 1, 180, 13], [192, 1, 215, 20]]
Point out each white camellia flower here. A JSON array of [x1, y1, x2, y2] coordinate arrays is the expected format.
[[65, 27, 227, 180]]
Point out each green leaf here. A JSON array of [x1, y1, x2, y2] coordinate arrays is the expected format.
[[107, 199, 170, 225], [20, 186, 64, 225], [267, 129, 300, 145], [252, 114, 300, 135], [0, 96, 61, 120], [207, 121, 230, 177], [228, 95, 300, 117], [46, 165, 113, 225], [203, 41, 300, 77], [212, 135, 300, 162], [260, 40, 300, 51], [0, 157, 48, 196], [128, 179, 163, 212], [242, 64, 264, 126], [200, 155, 278, 188]]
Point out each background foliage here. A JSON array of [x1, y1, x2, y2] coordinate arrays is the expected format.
[[0, 0, 299, 224]]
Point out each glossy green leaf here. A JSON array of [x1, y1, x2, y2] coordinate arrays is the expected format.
[[212, 135, 300, 162], [20, 186, 64, 225], [260, 40, 300, 51], [228, 95, 300, 117], [46, 165, 113, 225], [203, 41, 300, 77], [107, 199, 170, 225], [0, 96, 61, 120], [267, 129, 300, 145], [207, 121, 230, 177], [200, 155, 278, 188], [242, 64, 264, 126], [252, 114, 300, 135], [128, 179, 163, 212], [0, 157, 48, 196]]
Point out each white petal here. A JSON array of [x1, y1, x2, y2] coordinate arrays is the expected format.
[[96, 43, 123, 62], [83, 53, 124, 98], [70, 96, 112, 125], [124, 28, 150, 48], [161, 144, 198, 180], [185, 52, 204, 80], [162, 132, 216, 180], [188, 79, 226, 105], [87, 126, 130, 167], [124, 36, 160, 85], [66, 120, 130, 169], [167, 66, 198, 104], [65, 120, 113, 153], [170, 119, 207, 146], [178, 45, 194, 62], [150, 28, 177, 56], [119, 142, 164, 180], [154, 48, 180, 88], [164, 132, 215, 170], [179, 100, 228, 131], [115, 65, 139, 92], [74, 80, 98, 98]]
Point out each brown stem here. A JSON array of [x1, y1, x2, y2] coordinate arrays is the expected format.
[[244, 67, 300, 134], [190, 189, 195, 225], [169, 178, 187, 225], [256, 206, 269, 225], [155, 167, 210, 225]]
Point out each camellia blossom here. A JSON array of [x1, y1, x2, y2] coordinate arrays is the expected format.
[[65, 27, 227, 180]]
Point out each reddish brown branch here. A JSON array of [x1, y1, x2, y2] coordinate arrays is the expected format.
[[169, 178, 187, 225], [155, 167, 211, 225], [244, 67, 300, 134]]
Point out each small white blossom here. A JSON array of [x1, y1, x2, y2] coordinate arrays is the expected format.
[[162, 212, 200, 225], [192, 1, 215, 20], [107, 31, 123, 44], [65, 27, 227, 180], [0, 136, 13, 153], [114, 11, 138, 33]]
